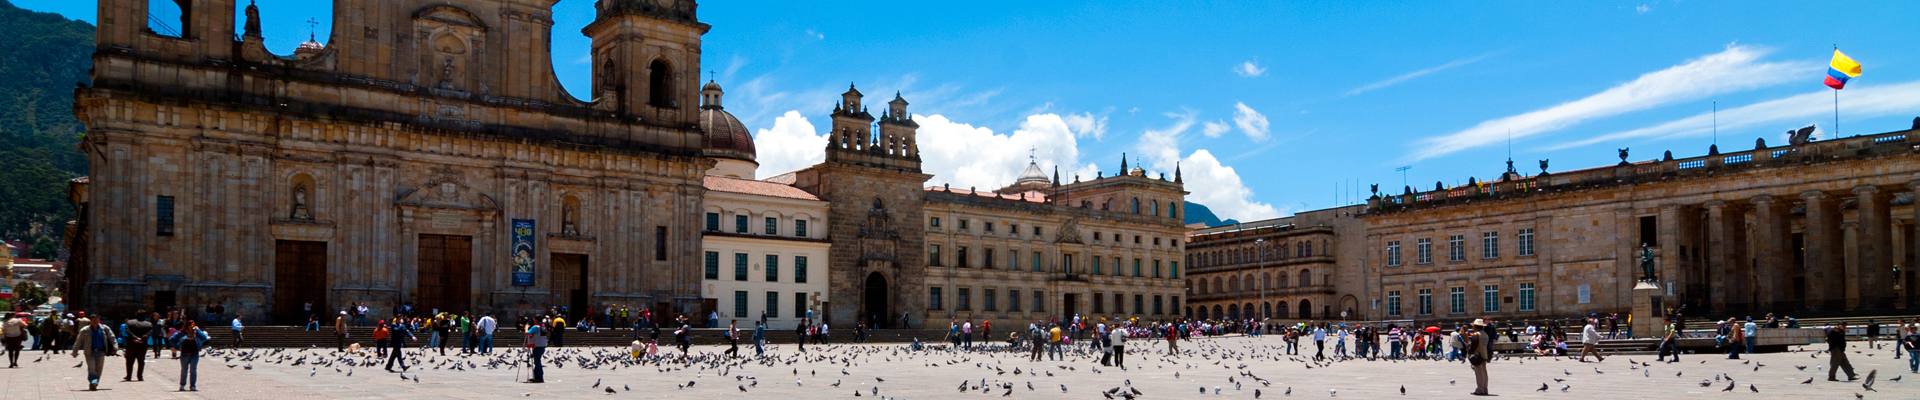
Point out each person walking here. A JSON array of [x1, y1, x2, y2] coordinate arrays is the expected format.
[[169, 320, 209, 391], [1826, 321, 1859, 381], [1726, 318, 1744, 360], [1466, 319, 1492, 396], [723, 320, 740, 358], [1655, 322, 1681, 363], [433, 314, 453, 356], [962, 319, 974, 350], [1312, 324, 1328, 361], [72, 314, 118, 391], [122, 311, 155, 381], [1048, 324, 1065, 360], [2, 313, 27, 368], [1902, 325, 1919, 373], [1578, 318, 1605, 362], [384, 321, 414, 372], [525, 321, 548, 383], [476, 313, 498, 354], [373, 322, 390, 357], [1107, 323, 1127, 369], [1867, 319, 1882, 348]]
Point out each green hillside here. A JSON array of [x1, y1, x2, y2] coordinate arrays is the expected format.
[[0, 0, 93, 244]]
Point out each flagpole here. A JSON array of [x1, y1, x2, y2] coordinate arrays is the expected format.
[[1833, 44, 1841, 137]]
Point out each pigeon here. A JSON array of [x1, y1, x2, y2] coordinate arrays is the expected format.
[[593, 379, 601, 388], [1537, 383, 1549, 392], [1399, 385, 1405, 395], [1797, 365, 1808, 370], [1722, 380, 1736, 392], [1449, 379, 1455, 386], [1749, 384, 1758, 393], [1062, 384, 1069, 393], [1284, 387, 1291, 396], [1864, 370, 1879, 392], [1330, 388, 1337, 397], [1561, 385, 1570, 392], [605, 387, 617, 394], [1804, 377, 1816, 384], [738, 385, 747, 392]]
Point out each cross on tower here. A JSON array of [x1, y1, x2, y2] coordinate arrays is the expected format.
[[707, 70, 716, 82], [305, 18, 318, 41], [1029, 147, 1036, 162]]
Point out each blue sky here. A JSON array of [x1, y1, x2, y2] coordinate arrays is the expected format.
[[22, 0, 1920, 222]]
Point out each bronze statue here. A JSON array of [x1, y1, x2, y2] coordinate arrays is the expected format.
[[243, 1, 262, 38], [1639, 243, 1656, 281]]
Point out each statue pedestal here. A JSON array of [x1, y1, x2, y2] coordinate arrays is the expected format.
[[1630, 281, 1663, 339]]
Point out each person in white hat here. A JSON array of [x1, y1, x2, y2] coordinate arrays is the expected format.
[[1466, 319, 1492, 396], [333, 311, 351, 351]]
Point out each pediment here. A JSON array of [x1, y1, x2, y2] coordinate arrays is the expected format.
[[394, 166, 499, 211], [413, 6, 489, 31]]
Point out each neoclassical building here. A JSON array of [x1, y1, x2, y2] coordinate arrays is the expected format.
[[696, 84, 832, 330], [1362, 123, 1920, 322], [1183, 205, 1366, 322], [69, 0, 723, 322]]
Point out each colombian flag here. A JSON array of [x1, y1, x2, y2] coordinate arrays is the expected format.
[[1825, 49, 1862, 90]]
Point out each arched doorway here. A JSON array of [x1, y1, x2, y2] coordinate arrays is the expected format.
[[1340, 295, 1361, 320], [1228, 304, 1240, 320], [1275, 301, 1289, 319], [864, 272, 889, 328], [1298, 299, 1313, 319]]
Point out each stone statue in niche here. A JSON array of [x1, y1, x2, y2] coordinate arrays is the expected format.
[[438, 58, 457, 90], [290, 183, 313, 220], [561, 200, 579, 235]]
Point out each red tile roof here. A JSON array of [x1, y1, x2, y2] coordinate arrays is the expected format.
[[926, 187, 1049, 203], [704, 176, 820, 201]]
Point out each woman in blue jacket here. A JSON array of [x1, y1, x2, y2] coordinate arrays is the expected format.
[[168, 320, 211, 391]]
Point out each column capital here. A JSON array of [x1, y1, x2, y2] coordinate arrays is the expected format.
[[1907, 179, 1920, 191], [1800, 190, 1829, 201], [1703, 199, 1728, 209], [1853, 184, 1881, 196], [1751, 194, 1777, 205]]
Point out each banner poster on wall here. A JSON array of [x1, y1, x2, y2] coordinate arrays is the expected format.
[[511, 219, 537, 286]]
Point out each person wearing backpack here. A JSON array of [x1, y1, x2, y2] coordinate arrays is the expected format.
[[525, 320, 548, 383], [1465, 319, 1492, 396], [723, 320, 740, 357]]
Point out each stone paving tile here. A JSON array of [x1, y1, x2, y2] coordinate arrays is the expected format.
[[3, 337, 1916, 399]]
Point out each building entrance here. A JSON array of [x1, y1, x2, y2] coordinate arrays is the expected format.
[[273, 240, 328, 325], [416, 234, 472, 315]]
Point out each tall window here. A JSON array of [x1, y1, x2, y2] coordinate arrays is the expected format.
[[984, 289, 997, 311], [1481, 232, 1500, 259], [794, 256, 808, 283], [929, 287, 943, 310], [1092, 256, 1102, 275], [1385, 241, 1402, 266], [734, 215, 748, 233], [1387, 291, 1402, 317], [703, 251, 719, 280], [1133, 294, 1144, 314], [1032, 252, 1043, 272], [984, 248, 996, 269], [1113, 293, 1124, 314], [705, 213, 719, 231], [734, 253, 749, 281], [1033, 291, 1046, 312], [765, 255, 779, 282], [794, 292, 807, 317], [765, 292, 780, 318], [957, 247, 970, 268], [1518, 228, 1535, 257], [654, 226, 668, 260], [1447, 235, 1465, 262], [1153, 295, 1163, 314], [1483, 285, 1500, 313], [929, 245, 942, 267], [1416, 238, 1432, 264], [1417, 288, 1433, 316], [1009, 290, 1021, 311], [1518, 283, 1536, 311], [1153, 260, 1162, 278], [957, 288, 971, 311], [1449, 287, 1466, 314], [1092, 292, 1104, 313], [1133, 259, 1143, 277], [734, 291, 749, 318], [765, 217, 778, 235], [795, 220, 808, 237], [1170, 261, 1180, 278], [156, 196, 175, 236]]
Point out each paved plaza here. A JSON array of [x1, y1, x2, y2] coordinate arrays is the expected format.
[[2, 335, 1915, 399]]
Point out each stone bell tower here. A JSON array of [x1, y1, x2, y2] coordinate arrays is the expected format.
[[584, 0, 710, 127]]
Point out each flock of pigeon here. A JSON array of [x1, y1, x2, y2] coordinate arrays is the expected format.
[[39, 335, 1908, 398]]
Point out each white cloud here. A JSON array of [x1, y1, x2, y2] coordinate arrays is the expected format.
[[1062, 111, 1109, 140], [1636, 5, 1651, 14], [752, 111, 826, 178], [917, 114, 1094, 191], [1201, 120, 1232, 138], [1411, 44, 1816, 161], [1345, 52, 1495, 96], [1546, 79, 1920, 151], [804, 29, 825, 39], [1235, 59, 1267, 78], [1232, 102, 1271, 141], [1134, 112, 1282, 222]]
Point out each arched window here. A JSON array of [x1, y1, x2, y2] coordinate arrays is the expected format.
[[1131, 198, 1141, 214], [1228, 304, 1240, 320], [1198, 278, 1209, 294], [1275, 301, 1290, 319], [148, 0, 188, 38], [1228, 276, 1240, 293], [1212, 305, 1223, 319], [1298, 269, 1312, 287], [1262, 302, 1271, 319], [1190, 306, 1199, 319], [1150, 200, 1159, 216], [1213, 278, 1223, 293], [647, 59, 673, 107], [872, 198, 884, 209], [1298, 300, 1312, 319], [1276, 272, 1289, 288], [1169, 203, 1178, 219]]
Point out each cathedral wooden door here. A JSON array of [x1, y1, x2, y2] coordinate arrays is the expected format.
[[417, 234, 473, 315], [273, 240, 328, 325]]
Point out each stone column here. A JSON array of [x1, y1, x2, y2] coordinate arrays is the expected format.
[[1705, 200, 1750, 311], [1749, 195, 1792, 310], [1855, 185, 1893, 309], [1909, 180, 1920, 308], [1801, 190, 1845, 311]]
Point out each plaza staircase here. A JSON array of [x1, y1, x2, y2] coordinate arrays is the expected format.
[[202, 326, 954, 349]]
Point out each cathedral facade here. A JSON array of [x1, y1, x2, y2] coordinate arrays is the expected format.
[[70, 0, 719, 323]]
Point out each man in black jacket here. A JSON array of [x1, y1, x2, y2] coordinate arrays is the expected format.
[[385, 323, 415, 372], [122, 311, 153, 381], [1828, 321, 1858, 381]]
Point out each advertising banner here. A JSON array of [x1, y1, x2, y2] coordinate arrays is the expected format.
[[511, 219, 537, 286]]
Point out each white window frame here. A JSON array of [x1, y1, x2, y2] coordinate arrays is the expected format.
[[1483, 285, 1500, 313], [1416, 238, 1432, 264], [1385, 241, 1402, 267], [1518, 228, 1535, 257], [1481, 231, 1500, 259], [1518, 282, 1536, 312]]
